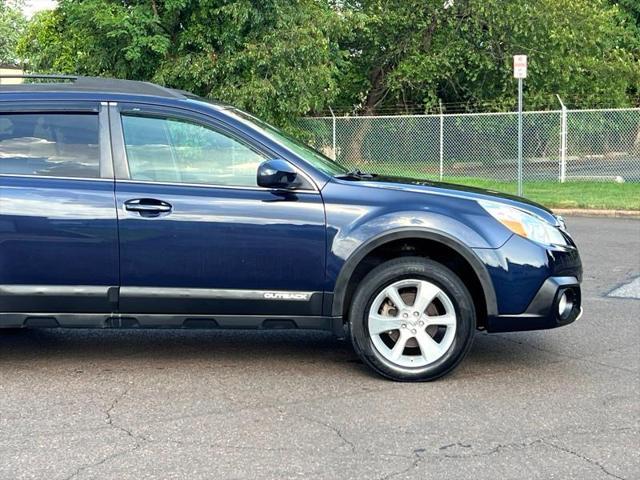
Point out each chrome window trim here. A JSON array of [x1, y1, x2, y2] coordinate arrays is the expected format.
[[0, 173, 112, 182], [115, 177, 319, 194]]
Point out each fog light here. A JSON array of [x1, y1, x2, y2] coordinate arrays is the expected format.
[[558, 290, 574, 320]]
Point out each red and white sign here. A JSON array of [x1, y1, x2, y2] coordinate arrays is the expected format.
[[513, 55, 527, 79]]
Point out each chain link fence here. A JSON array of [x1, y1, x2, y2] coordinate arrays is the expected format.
[[294, 108, 640, 193]]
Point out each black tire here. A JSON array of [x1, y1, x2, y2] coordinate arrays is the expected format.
[[349, 257, 476, 381]]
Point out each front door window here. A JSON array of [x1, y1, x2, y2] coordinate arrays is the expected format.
[[121, 115, 268, 187]]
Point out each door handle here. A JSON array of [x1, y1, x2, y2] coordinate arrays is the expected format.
[[124, 198, 172, 216]]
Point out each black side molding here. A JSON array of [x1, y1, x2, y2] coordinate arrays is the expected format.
[[0, 313, 343, 334]]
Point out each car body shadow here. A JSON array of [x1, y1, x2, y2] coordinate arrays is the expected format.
[[0, 328, 560, 381]]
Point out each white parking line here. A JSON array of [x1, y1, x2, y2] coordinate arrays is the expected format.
[[608, 276, 640, 299]]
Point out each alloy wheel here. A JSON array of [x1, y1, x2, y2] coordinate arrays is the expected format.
[[367, 278, 457, 368]]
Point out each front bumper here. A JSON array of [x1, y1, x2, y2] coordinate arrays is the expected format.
[[487, 276, 582, 332], [474, 229, 583, 333]]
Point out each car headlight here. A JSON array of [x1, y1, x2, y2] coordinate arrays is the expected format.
[[479, 200, 567, 246]]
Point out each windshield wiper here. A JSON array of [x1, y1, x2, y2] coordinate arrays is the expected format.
[[335, 169, 376, 180]]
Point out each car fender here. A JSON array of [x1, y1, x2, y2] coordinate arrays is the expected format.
[[328, 211, 500, 319]]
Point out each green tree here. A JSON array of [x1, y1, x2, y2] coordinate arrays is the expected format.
[[153, 0, 344, 126], [18, 1, 168, 79], [0, 0, 27, 65], [328, 0, 639, 161], [18, 0, 639, 126], [334, 0, 639, 114], [19, 0, 344, 127], [613, 0, 640, 26]]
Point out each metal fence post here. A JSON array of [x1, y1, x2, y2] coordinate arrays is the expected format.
[[557, 95, 567, 183], [328, 106, 337, 161], [439, 100, 444, 181], [517, 79, 524, 196]]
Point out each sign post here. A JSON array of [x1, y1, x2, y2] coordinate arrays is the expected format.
[[513, 55, 527, 196]]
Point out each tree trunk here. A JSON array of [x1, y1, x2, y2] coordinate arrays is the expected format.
[[343, 13, 439, 165], [343, 67, 388, 165]]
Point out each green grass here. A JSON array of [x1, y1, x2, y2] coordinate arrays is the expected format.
[[382, 168, 640, 210], [447, 178, 640, 211]]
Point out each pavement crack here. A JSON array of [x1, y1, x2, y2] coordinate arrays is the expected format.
[[439, 439, 544, 459], [542, 439, 627, 480], [62, 443, 143, 480], [113, 382, 400, 432], [62, 386, 148, 480], [104, 385, 147, 443], [297, 414, 356, 453], [440, 442, 472, 450], [433, 429, 634, 479], [378, 448, 426, 480]]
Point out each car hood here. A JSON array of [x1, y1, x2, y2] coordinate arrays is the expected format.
[[345, 174, 559, 225]]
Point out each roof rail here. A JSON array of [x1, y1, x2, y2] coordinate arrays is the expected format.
[[0, 74, 78, 80], [0, 74, 190, 99]]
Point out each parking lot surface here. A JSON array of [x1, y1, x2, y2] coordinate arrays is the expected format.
[[1, 216, 638, 480]]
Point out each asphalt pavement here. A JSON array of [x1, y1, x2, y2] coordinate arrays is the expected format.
[[1, 216, 639, 480]]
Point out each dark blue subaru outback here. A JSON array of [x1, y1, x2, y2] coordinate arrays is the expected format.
[[0, 76, 582, 381]]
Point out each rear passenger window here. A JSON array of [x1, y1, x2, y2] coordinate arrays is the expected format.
[[0, 113, 100, 178]]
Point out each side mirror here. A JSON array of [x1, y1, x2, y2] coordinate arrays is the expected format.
[[257, 159, 299, 189]]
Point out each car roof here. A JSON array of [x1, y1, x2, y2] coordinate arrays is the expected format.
[[0, 74, 205, 101]]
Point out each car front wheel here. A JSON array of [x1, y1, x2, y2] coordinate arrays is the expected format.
[[349, 257, 476, 381]]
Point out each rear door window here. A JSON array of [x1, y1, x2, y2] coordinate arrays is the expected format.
[[0, 113, 100, 178]]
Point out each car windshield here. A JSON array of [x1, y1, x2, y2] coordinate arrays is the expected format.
[[218, 105, 348, 176]]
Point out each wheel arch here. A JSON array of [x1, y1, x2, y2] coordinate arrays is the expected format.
[[330, 228, 498, 327]]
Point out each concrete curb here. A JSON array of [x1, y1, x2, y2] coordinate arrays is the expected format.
[[553, 208, 640, 218]]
